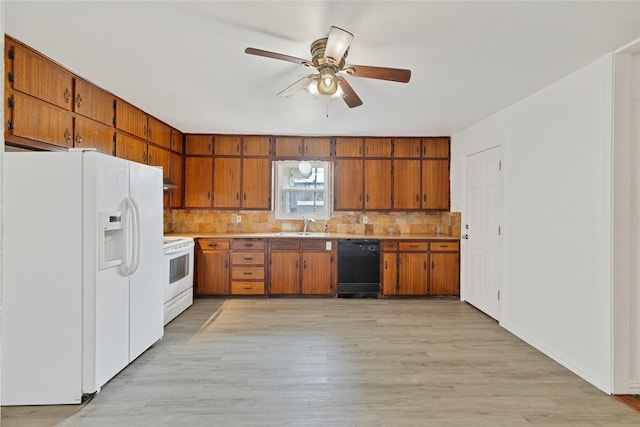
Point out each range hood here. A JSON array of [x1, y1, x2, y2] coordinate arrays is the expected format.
[[163, 178, 178, 190]]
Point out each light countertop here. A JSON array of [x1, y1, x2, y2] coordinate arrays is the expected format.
[[164, 232, 460, 241]]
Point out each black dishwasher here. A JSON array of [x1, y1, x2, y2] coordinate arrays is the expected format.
[[337, 239, 380, 298]]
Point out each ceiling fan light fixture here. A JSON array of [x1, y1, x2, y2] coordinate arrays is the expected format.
[[317, 67, 338, 95]]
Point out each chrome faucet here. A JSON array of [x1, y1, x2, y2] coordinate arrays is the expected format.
[[303, 218, 316, 234]]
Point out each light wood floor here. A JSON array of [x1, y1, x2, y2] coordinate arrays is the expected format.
[[3, 298, 639, 426]]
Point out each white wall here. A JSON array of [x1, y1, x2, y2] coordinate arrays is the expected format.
[[451, 54, 615, 392], [1, 0, 5, 408]]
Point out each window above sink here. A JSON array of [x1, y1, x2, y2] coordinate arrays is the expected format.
[[273, 160, 332, 221]]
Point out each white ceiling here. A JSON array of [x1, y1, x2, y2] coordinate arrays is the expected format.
[[5, 1, 640, 137]]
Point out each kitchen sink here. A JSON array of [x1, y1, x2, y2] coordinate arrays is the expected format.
[[275, 232, 332, 237]]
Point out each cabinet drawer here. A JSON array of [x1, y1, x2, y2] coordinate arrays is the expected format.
[[232, 281, 265, 295], [231, 239, 265, 250], [232, 266, 265, 280], [399, 241, 429, 252], [270, 239, 301, 250], [231, 252, 265, 265], [430, 241, 460, 252], [301, 240, 333, 251], [382, 241, 398, 251], [197, 239, 230, 250]]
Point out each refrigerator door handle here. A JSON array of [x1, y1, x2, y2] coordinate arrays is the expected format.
[[121, 197, 141, 277]]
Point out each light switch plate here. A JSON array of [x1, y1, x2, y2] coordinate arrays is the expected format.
[[326, 241, 332, 250]]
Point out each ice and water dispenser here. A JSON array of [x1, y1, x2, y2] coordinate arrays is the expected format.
[[98, 211, 124, 270]]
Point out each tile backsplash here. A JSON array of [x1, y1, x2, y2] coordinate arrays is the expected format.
[[165, 209, 461, 237]]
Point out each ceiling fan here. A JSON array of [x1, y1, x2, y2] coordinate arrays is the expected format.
[[245, 26, 411, 108]]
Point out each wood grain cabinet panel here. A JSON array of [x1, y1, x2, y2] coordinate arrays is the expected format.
[[364, 159, 392, 210], [301, 251, 333, 295], [169, 152, 183, 209], [115, 133, 147, 164], [171, 129, 184, 153], [335, 137, 363, 157], [429, 252, 460, 296], [382, 252, 398, 296], [74, 78, 114, 126], [213, 157, 242, 208], [147, 116, 172, 149], [185, 134, 213, 155], [422, 159, 450, 210], [394, 138, 421, 158], [243, 136, 271, 156], [115, 100, 148, 140], [393, 159, 421, 210], [9, 42, 73, 110], [74, 116, 114, 155], [364, 137, 392, 157], [214, 135, 242, 156], [273, 136, 303, 157], [242, 158, 271, 209], [147, 145, 171, 178], [422, 137, 450, 158], [195, 239, 230, 296], [9, 91, 73, 148], [184, 157, 213, 208], [398, 252, 428, 295], [269, 251, 300, 295], [303, 137, 332, 158], [334, 159, 364, 211]]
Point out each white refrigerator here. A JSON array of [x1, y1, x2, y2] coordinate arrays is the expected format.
[[2, 150, 164, 405]]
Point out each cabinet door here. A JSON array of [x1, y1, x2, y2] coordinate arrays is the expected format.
[[147, 116, 172, 149], [148, 145, 171, 178], [74, 78, 114, 126], [364, 159, 391, 210], [394, 138, 421, 158], [169, 152, 183, 208], [196, 250, 229, 295], [274, 136, 302, 157], [398, 253, 428, 295], [301, 252, 333, 294], [213, 157, 242, 208], [334, 159, 364, 210], [393, 159, 421, 210], [430, 253, 460, 296], [243, 136, 271, 156], [214, 135, 242, 156], [116, 133, 147, 164], [74, 116, 114, 155], [171, 129, 184, 153], [364, 137, 392, 157], [184, 157, 213, 207], [10, 43, 73, 110], [422, 159, 450, 210], [115, 100, 148, 140], [303, 137, 332, 158], [381, 253, 398, 296], [422, 137, 449, 158], [10, 91, 73, 148], [335, 137, 363, 157], [270, 252, 300, 294], [242, 158, 271, 209], [185, 134, 213, 155]]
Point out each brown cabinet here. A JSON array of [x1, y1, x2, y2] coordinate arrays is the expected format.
[[171, 129, 184, 154], [214, 135, 242, 156], [8, 91, 74, 148], [147, 116, 172, 149], [74, 78, 114, 126], [334, 159, 364, 211], [335, 137, 363, 157], [273, 136, 331, 158], [185, 134, 213, 155], [242, 158, 271, 209], [213, 157, 242, 208], [364, 159, 392, 210], [393, 138, 421, 158], [422, 137, 450, 158], [115, 100, 148, 140], [422, 159, 450, 210], [184, 157, 213, 207], [381, 241, 399, 295], [393, 159, 421, 210], [230, 239, 266, 295], [116, 133, 147, 164], [148, 145, 171, 178], [429, 241, 460, 296], [169, 152, 183, 208], [382, 241, 428, 296], [269, 239, 335, 295], [195, 239, 230, 296], [364, 138, 392, 157], [74, 116, 114, 155], [243, 136, 271, 156]]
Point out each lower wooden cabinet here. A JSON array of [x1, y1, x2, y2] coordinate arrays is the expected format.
[[231, 239, 266, 295], [269, 239, 335, 295], [195, 239, 230, 296], [429, 241, 460, 296]]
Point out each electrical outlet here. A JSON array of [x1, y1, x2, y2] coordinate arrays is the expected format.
[[236, 215, 242, 223], [363, 215, 369, 224]]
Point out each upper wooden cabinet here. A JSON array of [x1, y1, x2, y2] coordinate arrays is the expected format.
[[364, 159, 392, 210], [171, 129, 184, 154], [74, 78, 114, 126], [185, 134, 213, 155], [169, 152, 183, 209], [74, 116, 115, 155], [422, 137, 450, 158], [115, 100, 148, 140], [364, 138, 392, 157], [334, 159, 364, 211], [184, 156, 213, 208], [213, 157, 242, 208], [115, 133, 147, 164], [422, 159, 450, 210], [393, 159, 421, 210], [8, 91, 73, 149], [7, 42, 73, 111], [335, 137, 363, 157], [147, 116, 171, 149], [273, 136, 331, 158], [242, 158, 271, 209], [394, 138, 421, 158], [243, 136, 271, 157], [214, 135, 242, 156]]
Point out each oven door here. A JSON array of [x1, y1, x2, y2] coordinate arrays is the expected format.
[[165, 244, 194, 303]]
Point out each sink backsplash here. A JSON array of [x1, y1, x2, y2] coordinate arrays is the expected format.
[[165, 209, 461, 237]]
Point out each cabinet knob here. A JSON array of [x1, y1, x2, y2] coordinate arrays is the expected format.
[[64, 128, 71, 145], [64, 88, 71, 103], [76, 93, 83, 108], [75, 132, 83, 145]]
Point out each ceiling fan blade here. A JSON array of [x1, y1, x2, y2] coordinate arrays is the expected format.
[[245, 47, 311, 67], [324, 26, 353, 64], [336, 76, 363, 108], [277, 74, 318, 98], [346, 65, 411, 83]]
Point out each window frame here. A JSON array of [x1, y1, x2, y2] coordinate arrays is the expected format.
[[273, 160, 333, 221]]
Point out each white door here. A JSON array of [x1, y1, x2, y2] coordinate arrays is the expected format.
[[463, 146, 504, 320], [128, 161, 164, 361]]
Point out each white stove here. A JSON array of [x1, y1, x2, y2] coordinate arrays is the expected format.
[[163, 237, 195, 325]]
